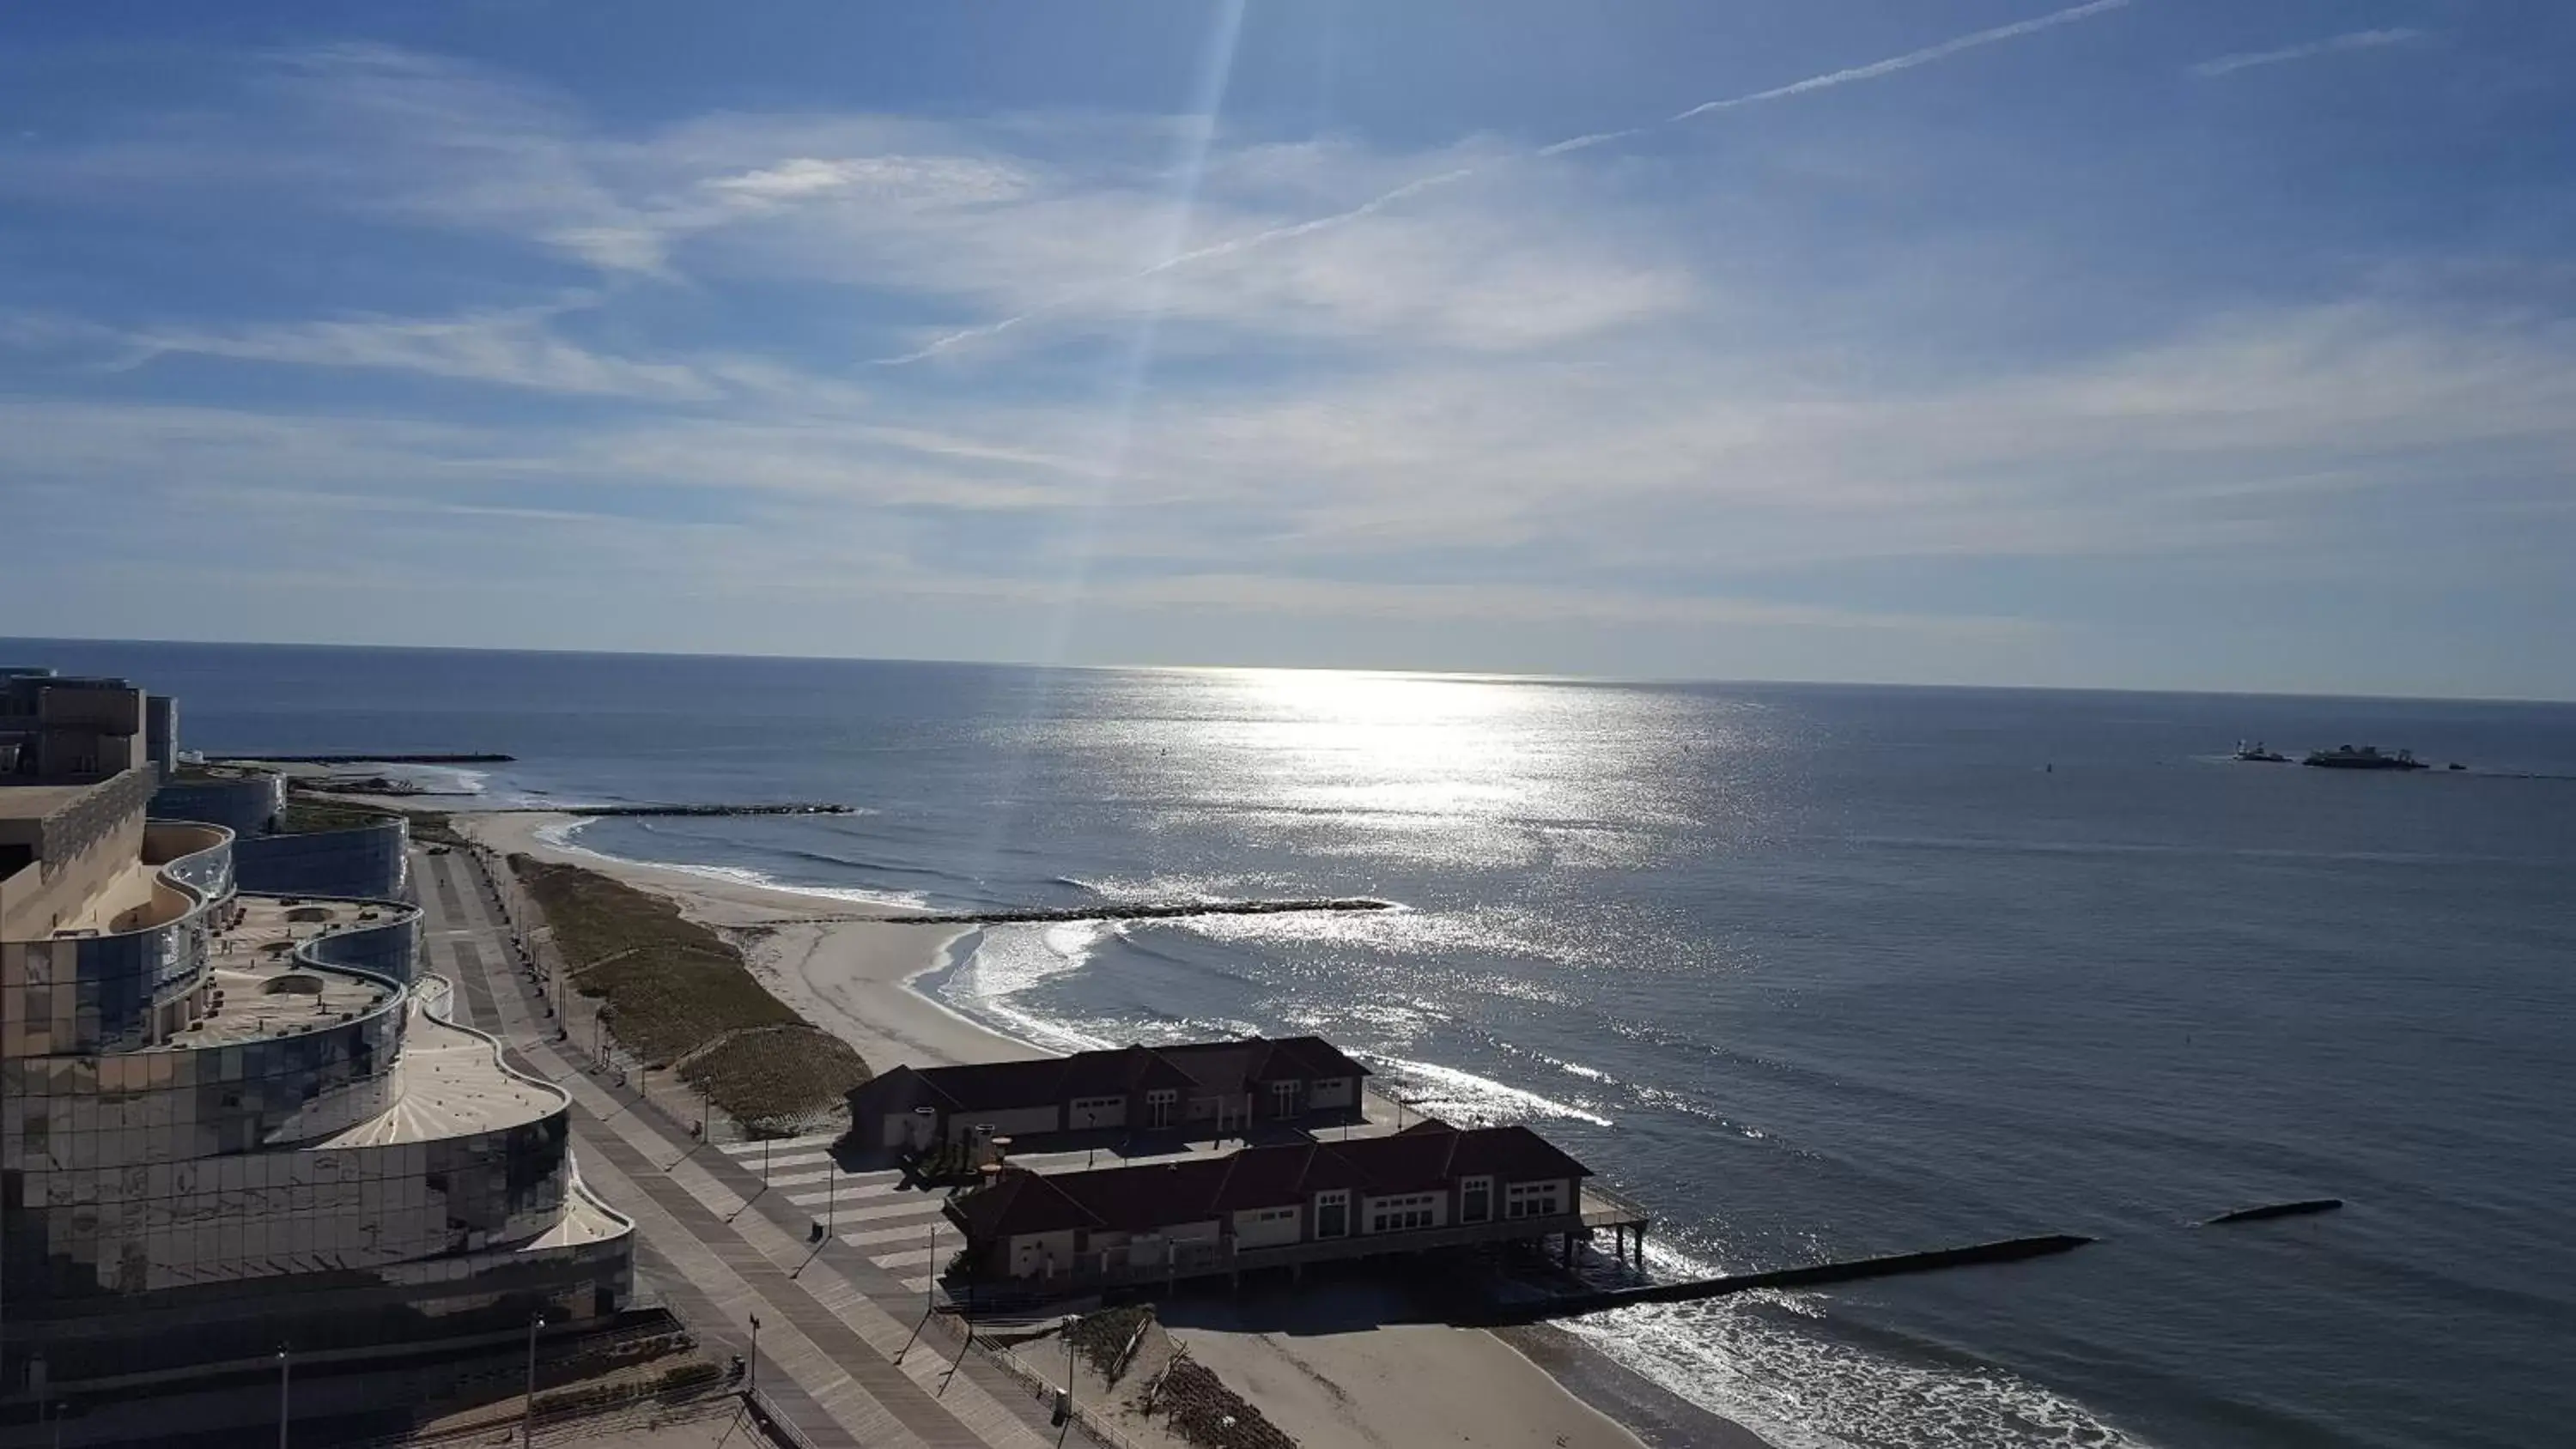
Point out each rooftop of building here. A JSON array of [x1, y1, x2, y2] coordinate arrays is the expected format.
[[523, 1178, 635, 1251], [950, 1120, 1593, 1240], [320, 979, 564, 1145], [165, 761, 276, 784], [872, 1034, 1374, 1113], [163, 895, 404, 1047], [275, 797, 402, 835]]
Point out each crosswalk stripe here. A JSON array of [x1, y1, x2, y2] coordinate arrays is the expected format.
[[768, 1166, 898, 1191], [719, 1132, 841, 1156], [786, 1179, 915, 1209], [841, 1222, 948, 1249], [790, 1196, 950, 1228]]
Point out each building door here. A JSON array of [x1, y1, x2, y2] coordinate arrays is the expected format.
[[1315, 1191, 1350, 1239], [1146, 1089, 1176, 1130]]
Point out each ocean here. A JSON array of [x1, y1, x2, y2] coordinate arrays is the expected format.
[[22, 639, 2574, 1449]]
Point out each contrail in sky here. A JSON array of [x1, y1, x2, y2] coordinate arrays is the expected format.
[[2189, 27, 2420, 79], [1674, 0, 2130, 119], [875, 0, 2132, 365]]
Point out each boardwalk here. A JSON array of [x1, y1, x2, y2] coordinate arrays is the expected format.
[[411, 848, 1060, 1449]]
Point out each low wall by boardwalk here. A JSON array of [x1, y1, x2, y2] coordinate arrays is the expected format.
[[1483, 1233, 2097, 1325]]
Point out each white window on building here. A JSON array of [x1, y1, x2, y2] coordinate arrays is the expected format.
[[1368, 1193, 1439, 1234], [1460, 1175, 1493, 1223], [1145, 1088, 1177, 1129], [1315, 1189, 1351, 1239], [1505, 1181, 1564, 1220]]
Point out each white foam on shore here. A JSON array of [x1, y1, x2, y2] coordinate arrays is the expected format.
[[936, 921, 1119, 1054], [1357, 1052, 1615, 1127], [1557, 1239, 2152, 1449], [399, 765, 489, 796], [526, 816, 929, 910]]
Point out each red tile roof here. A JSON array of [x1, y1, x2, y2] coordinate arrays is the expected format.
[[872, 1034, 1369, 1118], [945, 1123, 1590, 1242]]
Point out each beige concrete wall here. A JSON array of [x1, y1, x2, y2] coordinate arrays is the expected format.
[[0, 858, 39, 942], [880, 1110, 938, 1149], [1066, 1094, 1127, 1130], [1184, 1092, 1253, 1125], [1232, 1204, 1302, 1248], [0, 797, 146, 941], [945, 1103, 1060, 1144], [1308, 1076, 1357, 1108], [1006, 1228, 1081, 1278]]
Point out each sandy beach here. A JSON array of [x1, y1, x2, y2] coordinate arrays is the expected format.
[[457, 809, 1747, 1449], [459, 810, 1024, 1073]]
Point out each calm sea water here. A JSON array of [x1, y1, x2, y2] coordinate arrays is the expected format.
[[21, 639, 2575, 1449]]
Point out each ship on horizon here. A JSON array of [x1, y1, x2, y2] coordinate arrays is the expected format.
[[2303, 744, 2428, 771]]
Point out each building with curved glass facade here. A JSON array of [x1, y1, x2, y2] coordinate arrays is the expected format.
[[2, 672, 631, 1393]]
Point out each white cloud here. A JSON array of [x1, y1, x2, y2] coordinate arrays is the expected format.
[[703, 155, 1029, 208], [883, 1, 2140, 364], [5, 31, 2571, 687], [16, 296, 2571, 591], [258, 43, 678, 276], [118, 305, 721, 399]]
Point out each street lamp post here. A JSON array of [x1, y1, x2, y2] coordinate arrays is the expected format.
[[522, 1313, 545, 1448], [747, 1313, 762, 1400], [1063, 1313, 1081, 1423], [276, 1345, 290, 1449]]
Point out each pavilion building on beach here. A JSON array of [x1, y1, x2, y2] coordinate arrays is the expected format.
[[943, 1118, 1648, 1290], [846, 1034, 1371, 1151]]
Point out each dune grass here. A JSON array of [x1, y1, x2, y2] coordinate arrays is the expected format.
[[509, 855, 871, 1134]]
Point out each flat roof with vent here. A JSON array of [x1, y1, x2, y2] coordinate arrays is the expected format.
[[158, 896, 398, 1048]]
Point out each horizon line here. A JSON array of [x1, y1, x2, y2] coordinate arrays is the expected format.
[[3, 633, 2569, 708]]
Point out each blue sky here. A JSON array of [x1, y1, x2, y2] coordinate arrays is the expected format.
[[4, 2, 2573, 696]]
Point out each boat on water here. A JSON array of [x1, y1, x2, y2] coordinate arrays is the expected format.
[[2233, 740, 2288, 763], [2303, 744, 2428, 771]]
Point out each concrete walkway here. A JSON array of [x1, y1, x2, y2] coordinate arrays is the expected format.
[[412, 850, 1060, 1449]]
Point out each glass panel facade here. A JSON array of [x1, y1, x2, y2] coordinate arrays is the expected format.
[[3, 811, 629, 1390]]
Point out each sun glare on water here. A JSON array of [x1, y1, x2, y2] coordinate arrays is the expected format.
[[1121, 667, 1709, 870]]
